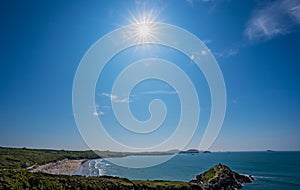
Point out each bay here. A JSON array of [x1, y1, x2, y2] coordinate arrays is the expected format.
[[76, 151, 300, 190]]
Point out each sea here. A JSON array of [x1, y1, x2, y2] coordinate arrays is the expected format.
[[74, 151, 300, 190]]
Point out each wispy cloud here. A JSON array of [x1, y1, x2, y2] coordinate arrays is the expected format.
[[186, 0, 215, 7], [93, 111, 104, 116], [245, 0, 300, 41], [186, 0, 194, 7], [141, 90, 177, 95], [190, 49, 211, 60], [100, 93, 130, 103], [92, 104, 105, 116], [202, 39, 212, 44], [214, 48, 239, 58]]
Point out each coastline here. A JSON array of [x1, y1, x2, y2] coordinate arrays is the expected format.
[[1, 162, 254, 190], [0, 147, 258, 189], [30, 159, 86, 175]]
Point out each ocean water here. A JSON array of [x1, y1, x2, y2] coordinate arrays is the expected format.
[[75, 152, 300, 190]]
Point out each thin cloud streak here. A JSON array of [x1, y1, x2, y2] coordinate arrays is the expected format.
[[141, 90, 177, 95], [93, 111, 104, 116], [202, 39, 212, 44], [99, 90, 177, 101], [100, 93, 130, 103], [214, 48, 239, 58], [245, 0, 300, 41], [93, 104, 105, 116], [186, 0, 215, 7]]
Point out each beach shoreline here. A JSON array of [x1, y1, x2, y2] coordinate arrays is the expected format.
[[30, 159, 86, 175]]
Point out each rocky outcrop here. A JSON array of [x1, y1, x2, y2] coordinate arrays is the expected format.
[[189, 163, 254, 190]]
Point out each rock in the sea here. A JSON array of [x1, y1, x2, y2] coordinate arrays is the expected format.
[[189, 163, 254, 190]]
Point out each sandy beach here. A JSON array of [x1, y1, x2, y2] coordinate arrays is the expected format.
[[30, 159, 86, 175]]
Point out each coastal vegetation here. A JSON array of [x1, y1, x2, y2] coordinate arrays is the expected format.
[[0, 147, 253, 189], [0, 169, 193, 190], [0, 147, 99, 169], [0, 147, 171, 170]]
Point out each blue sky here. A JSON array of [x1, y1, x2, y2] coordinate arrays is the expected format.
[[0, 0, 300, 151]]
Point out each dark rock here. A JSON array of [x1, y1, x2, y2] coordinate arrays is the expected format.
[[21, 162, 30, 168], [189, 163, 254, 190]]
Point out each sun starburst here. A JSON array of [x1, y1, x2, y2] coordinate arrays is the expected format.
[[127, 10, 160, 44]]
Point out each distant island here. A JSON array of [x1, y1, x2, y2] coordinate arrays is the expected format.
[[0, 147, 253, 189], [179, 149, 200, 154], [266, 149, 275, 152], [179, 149, 211, 154]]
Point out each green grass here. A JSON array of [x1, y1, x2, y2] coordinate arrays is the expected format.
[[0, 169, 134, 190], [0, 147, 173, 169], [0, 147, 100, 169], [204, 168, 215, 181], [0, 169, 196, 190], [133, 180, 188, 187]]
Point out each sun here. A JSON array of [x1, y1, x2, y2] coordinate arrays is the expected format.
[[134, 21, 155, 43], [127, 10, 160, 44], [137, 23, 151, 38]]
